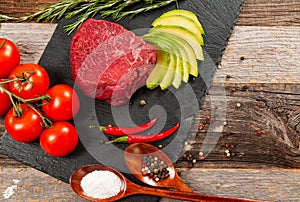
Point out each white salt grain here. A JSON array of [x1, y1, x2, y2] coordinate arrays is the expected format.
[[80, 170, 122, 199]]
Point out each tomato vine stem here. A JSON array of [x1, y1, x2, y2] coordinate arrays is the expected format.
[[0, 83, 52, 128], [0, 39, 5, 48]]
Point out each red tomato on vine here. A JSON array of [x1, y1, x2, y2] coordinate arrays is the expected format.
[[42, 84, 80, 121], [40, 122, 78, 157], [0, 81, 12, 116], [5, 104, 44, 142], [0, 38, 20, 78], [9, 64, 50, 100]]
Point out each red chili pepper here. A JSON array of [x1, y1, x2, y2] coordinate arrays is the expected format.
[[106, 123, 179, 144], [93, 118, 158, 136]]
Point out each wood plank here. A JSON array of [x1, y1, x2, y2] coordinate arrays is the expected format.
[[237, 0, 300, 26], [0, 167, 84, 201], [1, 167, 299, 201], [176, 83, 300, 169], [0, 0, 299, 27], [215, 26, 300, 84], [0, 23, 57, 64], [0, 0, 58, 17], [161, 168, 300, 202]]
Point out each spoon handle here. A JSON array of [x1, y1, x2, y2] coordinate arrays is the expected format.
[[134, 185, 263, 202]]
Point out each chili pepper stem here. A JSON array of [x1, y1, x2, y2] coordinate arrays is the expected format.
[[106, 136, 128, 144], [89, 125, 106, 131]]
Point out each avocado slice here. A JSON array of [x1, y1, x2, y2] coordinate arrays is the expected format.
[[172, 53, 183, 89], [152, 15, 201, 37], [152, 14, 204, 53], [159, 50, 176, 90], [151, 15, 204, 60], [149, 25, 204, 61], [157, 9, 204, 34], [145, 33, 189, 82], [147, 30, 198, 78], [151, 24, 203, 46], [145, 50, 170, 90], [143, 35, 182, 90]]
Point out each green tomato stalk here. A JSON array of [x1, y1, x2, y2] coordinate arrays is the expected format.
[[0, 80, 52, 128]]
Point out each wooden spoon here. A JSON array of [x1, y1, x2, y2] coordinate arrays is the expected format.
[[70, 164, 261, 202], [124, 143, 192, 192]]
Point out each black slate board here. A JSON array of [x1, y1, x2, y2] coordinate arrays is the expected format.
[[0, 0, 244, 201]]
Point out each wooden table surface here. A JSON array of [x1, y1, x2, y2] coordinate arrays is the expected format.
[[0, 0, 299, 201]]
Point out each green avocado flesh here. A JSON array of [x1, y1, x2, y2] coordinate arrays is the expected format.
[[147, 30, 198, 78], [144, 9, 205, 90], [149, 25, 204, 61], [160, 51, 176, 90], [145, 50, 170, 90], [157, 9, 205, 34], [152, 15, 204, 60], [143, 35, 182, 90]]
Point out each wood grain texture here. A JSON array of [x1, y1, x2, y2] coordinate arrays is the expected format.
[[176, 83, 300, 169], [0, 0, 300, 26], [237, 0, 300, 26], [215, 26, 300, 84], [0, 167, 84, 201], [161, 168, 300, 202], [0, 23, 57, 64], [0, 0, 58, 17]]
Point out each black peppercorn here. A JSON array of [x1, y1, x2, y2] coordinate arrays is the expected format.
[[141, 155, 170, 182]]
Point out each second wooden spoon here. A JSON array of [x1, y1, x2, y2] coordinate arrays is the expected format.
[[124, 143, 193, 192]]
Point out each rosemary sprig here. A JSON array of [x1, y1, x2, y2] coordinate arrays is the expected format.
[[0, 0, 180, 34], [106, 0, 179, 21]]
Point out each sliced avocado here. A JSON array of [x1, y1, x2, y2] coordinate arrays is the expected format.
[[145, 50, 169, 90], [152, 15, 201, 37], [147, 30, 198, 78], [143, 35, 182, 89], [151, 16, 204, 61], [158, 9, 204, 34], [159, 51, 176, 90], [172, 54, 183, 89], [151, 24, 203, 46], [149, 25, 203, 61], [144, 33, 187, 84]]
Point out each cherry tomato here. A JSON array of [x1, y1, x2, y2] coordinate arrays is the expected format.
[[0, 38, 20, 78], [5, 104, 44, 142], [42, 84, 80, 121], [9, 64, 50, 100], [40, 122, 78, 157], [0, 81, 12, 116]]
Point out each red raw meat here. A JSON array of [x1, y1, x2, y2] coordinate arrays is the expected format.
[[70, 19, 156, 106]]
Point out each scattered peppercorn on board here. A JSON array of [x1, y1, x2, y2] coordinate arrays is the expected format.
[[0, 0, 245, 201]]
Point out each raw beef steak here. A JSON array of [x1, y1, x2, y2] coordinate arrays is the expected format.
[[70, 19, 156, 106]]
